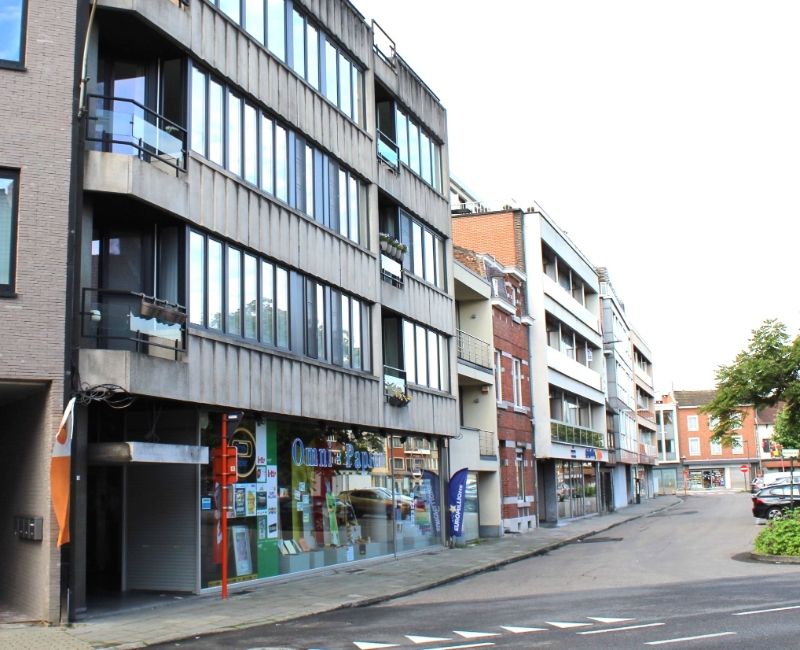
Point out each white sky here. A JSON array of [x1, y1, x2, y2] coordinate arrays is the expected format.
[[355, 0, 800, 394]]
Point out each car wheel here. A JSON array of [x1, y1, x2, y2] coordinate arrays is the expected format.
[[767, 507, 784, 520]]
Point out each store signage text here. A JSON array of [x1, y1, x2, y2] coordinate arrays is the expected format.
[[290, 438, 385, 473]]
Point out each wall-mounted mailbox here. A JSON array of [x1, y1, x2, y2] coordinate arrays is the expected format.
[[14, 515, 43, 541]]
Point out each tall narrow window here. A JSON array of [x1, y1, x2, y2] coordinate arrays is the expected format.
[[403, 320, 416, 384], [338, 169, 348, 238], [207, 239, 223, 330], [208, 79, 224, 166], [190, 67, 207, 154], [243, 103, 258, 185], [338, 52, 351, 117], [351, 298, 362, 370], [348, 176, 358, 245], [439, 335, 449, 392], [512, 358, 522, 406], [305, 144, 314, 217], [415, 324, 427, 387], [324, 40, 338, 105], [219, 0, 240, 22], [275, 266, 289, 347], [408, 121, 420, 174], [396, 109, 408, 165], [0, 170, 18, 294], [341, 294, 351, 367], [0, 0, 25, 66], [423, 229, 435, 283], [427, 329, 439, 390], [316, 283, 325, 359], [420, 131, 432, 184], [351, 67, 362, 125], [260, 261, 275, 345], [291, 9, 305, 77], [494, 350, 502, 401], [275, 124, 288, 202], [244, 0, 264, 44], [243, 254, 257, 339], [307, 24, 319, 89], [412, 222, 423, 276], [267, 0, 285, 61], [188, 231, 205, 324], [227, 93, 242, 176], [260, 115, 274, 194], [227, 247, 241, 334]]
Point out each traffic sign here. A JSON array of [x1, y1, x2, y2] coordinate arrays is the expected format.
[[739, 464, 749, 473]]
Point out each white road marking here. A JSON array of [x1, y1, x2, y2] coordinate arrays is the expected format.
[[587, 617, 635, 623], [546, 621, 592, 629], [578, 622, 665, 635], [406, 635, 453, 644], [499, 625, 547, 633], [353, 642, 399, 650], [733, 604, 800, 616], [453, 630, 500, 638], [426, 644, 495, 650], [645, 632, 736, 645]]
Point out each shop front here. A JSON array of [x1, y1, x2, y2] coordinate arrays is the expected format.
[[555, 460, 599, 519], [200, 416, 444, 589]]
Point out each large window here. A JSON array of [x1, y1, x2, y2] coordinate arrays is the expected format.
[[206, 0, 363, 124], [400, 319, 449, 392], [394, 107, 443, 192], [0, 0, 26, 67], [189, 229, 370, 372], [0, 170, 19, 295], [394, 209, 446, 290], [190, 64, 368, 246], [549, 387, 595, 430]]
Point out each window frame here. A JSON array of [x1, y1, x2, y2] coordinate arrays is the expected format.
[[688, 437, 701, 456], [686, 415, 699, 432], [0, 169, 20, 295], [0, 0, 27, 69]]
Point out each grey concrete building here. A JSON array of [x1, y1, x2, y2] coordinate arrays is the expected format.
[[2, 0, 456, 623]]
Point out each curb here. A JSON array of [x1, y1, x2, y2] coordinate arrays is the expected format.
[[749, 552, 800, 564]]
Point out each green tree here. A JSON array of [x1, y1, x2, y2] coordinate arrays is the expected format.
[[702, 319, 800, 449]]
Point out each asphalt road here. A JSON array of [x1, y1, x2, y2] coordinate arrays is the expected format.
[[155, 492, 800, 649]]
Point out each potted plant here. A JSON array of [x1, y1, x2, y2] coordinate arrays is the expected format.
[[385, 383, 411, 407]]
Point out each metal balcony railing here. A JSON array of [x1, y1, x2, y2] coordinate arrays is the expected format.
[[81, 288, 186, 360], [457, 329, 492, 369], [85, 94, 187, 174], [550, 422, 605, 448]]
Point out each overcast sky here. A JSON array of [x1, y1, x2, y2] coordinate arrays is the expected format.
[[355, 0, 800, 394]]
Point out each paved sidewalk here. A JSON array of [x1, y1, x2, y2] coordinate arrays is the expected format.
[[0, 496, 681, 649]]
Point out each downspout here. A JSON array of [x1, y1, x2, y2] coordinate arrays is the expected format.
[[62, 0, 95, 624]]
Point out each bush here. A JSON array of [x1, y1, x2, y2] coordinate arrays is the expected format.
[[755, 510, 800, 556]]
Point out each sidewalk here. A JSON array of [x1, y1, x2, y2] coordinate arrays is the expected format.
[[1, 496, 681, 650]]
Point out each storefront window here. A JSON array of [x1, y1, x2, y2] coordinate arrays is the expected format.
[[200, 418, 442, 588], [556, 460, 598, 519]]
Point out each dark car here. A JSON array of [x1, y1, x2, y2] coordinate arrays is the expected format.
[[751, 484, 800, 519]]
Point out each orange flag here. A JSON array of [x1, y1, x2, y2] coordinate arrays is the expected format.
[[51, 397, 76, 547]]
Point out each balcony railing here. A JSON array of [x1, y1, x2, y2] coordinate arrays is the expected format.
[[550, 422, 605, 448], [81, 288, 186, 360], [457, 329, 492, 369], [377, 129, 399, 169], [85, 94, 187, 174]]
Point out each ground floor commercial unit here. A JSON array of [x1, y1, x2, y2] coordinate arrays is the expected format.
[[672, 460, 755, 491], [68, 397, 450, 618]]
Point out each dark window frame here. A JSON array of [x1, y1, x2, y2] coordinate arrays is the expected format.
[[0, 0, 27, 70], [0, 169, 20, 296]]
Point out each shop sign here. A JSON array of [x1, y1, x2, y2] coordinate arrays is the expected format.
[[584, 448, 596, 459], [290, 437, 386, 474]]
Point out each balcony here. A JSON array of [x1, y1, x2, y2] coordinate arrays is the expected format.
[[81, 288, 186, 360], [457, 329, 492, 369], [550, 422, 605, 448], [85, 94, 187, 174]]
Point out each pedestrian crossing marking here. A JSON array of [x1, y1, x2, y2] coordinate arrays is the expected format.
[[546, 621, 592, 629], [587, 617, 635, 623], [453, 630, 501, 638], [500, 626, 547, 633], [353, 642, 399, 650], [406, 635, 453, 644]]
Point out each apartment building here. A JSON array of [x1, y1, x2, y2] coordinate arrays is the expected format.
[[669, 391, 758, 490], [2, 0, 457, 623], [598, 268, 657, 507], [654, 396, 680, 494], [631, 329, 658, 494], [451, 257, 501, 540]]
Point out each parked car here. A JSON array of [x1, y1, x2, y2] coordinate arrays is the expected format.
[[751, 484, 800, 519], [339, 487, 413, 520]]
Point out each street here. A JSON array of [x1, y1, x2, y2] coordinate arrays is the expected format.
[[154, 492, 800, 649]]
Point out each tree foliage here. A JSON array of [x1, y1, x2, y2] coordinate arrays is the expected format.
[[702, 320, 800, 449]]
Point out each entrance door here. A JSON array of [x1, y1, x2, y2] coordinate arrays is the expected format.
[[87, 466, 123, 594]]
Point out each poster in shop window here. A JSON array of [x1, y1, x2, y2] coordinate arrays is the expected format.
[[231, 525, 253, 576]]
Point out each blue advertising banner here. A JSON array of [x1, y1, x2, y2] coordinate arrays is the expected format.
[[422, 469, 441, 537], [448, 468, 469, 537]]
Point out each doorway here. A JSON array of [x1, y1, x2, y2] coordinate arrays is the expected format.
[[87, 466, 123, 594]]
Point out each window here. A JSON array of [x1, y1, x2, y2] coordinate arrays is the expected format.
[[512, 358, 522, 407], [688, 437, 701, 456], [732, 435, 744, 454], [516, 449, 526, 499], [710, 440, 722, 455], [266, 0, 285, 61], [0, 170, 19, 295], [0, 0, 26, 67], [687, 415, 699, 432], [400, 319, 449, 392]]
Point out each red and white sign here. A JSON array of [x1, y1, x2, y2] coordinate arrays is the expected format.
[[739, 464, 749, 473]]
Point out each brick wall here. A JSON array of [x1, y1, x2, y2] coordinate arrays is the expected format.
[[452, 211, 524, 268]]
